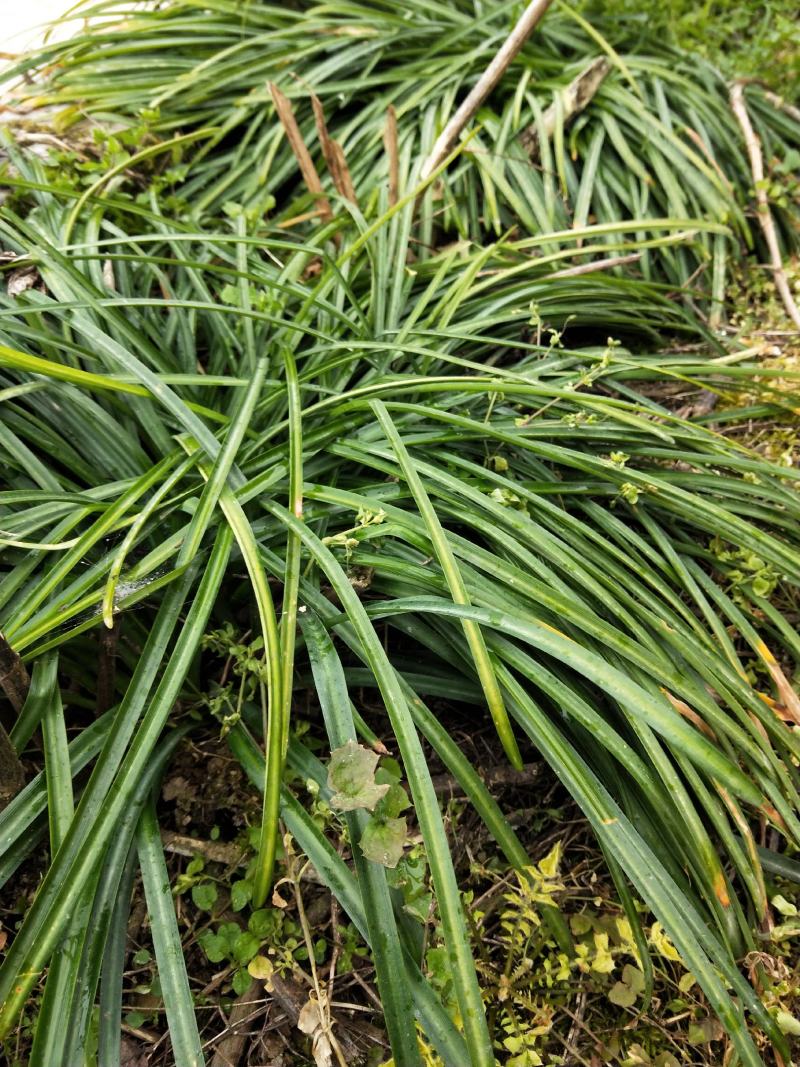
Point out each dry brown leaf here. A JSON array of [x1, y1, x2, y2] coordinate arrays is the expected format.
[[270, 83, 331, 221], [7, 265, 41, 297], [297, 997, 334, 1067]]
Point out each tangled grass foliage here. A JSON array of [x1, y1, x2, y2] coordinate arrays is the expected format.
[[0, 2, 799, 1065]]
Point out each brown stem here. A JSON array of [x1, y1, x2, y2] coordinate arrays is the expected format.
[[383, 105, 399, 207], [730, 81, 800, 330], [0, 631, 30, 712], [420, 0, 555, 180]]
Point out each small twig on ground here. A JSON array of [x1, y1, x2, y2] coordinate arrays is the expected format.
[[729, 81, 800, 329], [209, 979, 268, 1067], [420, 0, 555, 180], [160, 830, 245, 867]]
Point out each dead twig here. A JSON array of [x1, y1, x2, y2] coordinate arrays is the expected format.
[[420, 0, 555, 180], [520, 56, 611, 160], [209, 979, 268, 1067], [763, 90, 800, 126], [545, 252, 641, 279], [0, 632, 30, 711], [383, 105, 399, 207], [160, 830, 245, 867], [729, 81, 800, 330]]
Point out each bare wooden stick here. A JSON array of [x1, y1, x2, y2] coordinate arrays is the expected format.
[[160, 830, 245, 867], [209, 978, 267, 1067], [383, 104, 399, 207], [520, 56, 610, 161], [0, 632, 29, 711], [0, 727, 24, 810], [546, 251, 641, 278], [763, 90, 800, 125], [270, 83, 331, 221], [0, 633, 26, 808], [420, 0, 555, 180], [730, 81, 800, 330]]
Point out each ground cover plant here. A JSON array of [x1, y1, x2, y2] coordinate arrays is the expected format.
[[0, 1, 799, 1064]]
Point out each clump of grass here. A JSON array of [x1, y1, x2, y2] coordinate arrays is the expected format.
[[1, 3, 800, 1066]]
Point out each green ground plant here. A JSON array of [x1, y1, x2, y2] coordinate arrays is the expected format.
[[0, 1, 799, 1065]]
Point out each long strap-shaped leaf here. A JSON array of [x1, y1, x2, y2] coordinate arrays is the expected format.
[[137, 795, 205, 1067], [0, 528, 232, 1036], [228, 725, 469, 1067], [0, 714, 111, 877], [30, 652, 87, 1067], [291, 574, 574, 956], [0, 346, 268, 1018], [365, 595, 761, 804], [261, 498, 494, 1065], [498, 667, 784, 1066], [371, 399, 522, 769], [301, 610, 423, 1067], [64, 726, 189, 1061], [178, 354, 284, 906], [279, 346, 303, 756]]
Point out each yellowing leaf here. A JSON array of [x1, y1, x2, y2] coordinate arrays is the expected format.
[[649, 922, 682, 962], [776, 1010, 800, 1036], [538, 841, 562, 880], [772, 894, 798, 917], [591, 932, 615, 974], [247, 955, 274, 982], [677, 972, 696, 993]]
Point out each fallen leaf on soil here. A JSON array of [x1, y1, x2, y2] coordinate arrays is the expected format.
[[7, 266, 41, 297], [297, 995, 334, 1067]]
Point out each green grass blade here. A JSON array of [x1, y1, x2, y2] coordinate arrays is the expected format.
[[261, 500, 494, 1065], [137, 795, 205, 1067], [301, 609, 423, 1066], [371, 399, 522, 769]]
